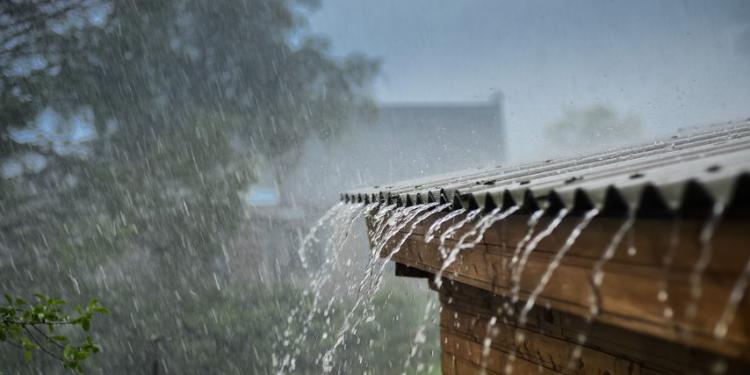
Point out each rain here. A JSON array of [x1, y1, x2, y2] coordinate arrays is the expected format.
[[2, 1, 750, 374]]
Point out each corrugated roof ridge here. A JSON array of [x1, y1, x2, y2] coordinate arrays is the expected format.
[[342, 120, 750, 216], [348, 121, 748, 197]]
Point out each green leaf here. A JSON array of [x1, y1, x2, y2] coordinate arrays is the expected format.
[[64, 345, 75, 360], [20, 337, 38, 351], [75, 350, 87, 360], [92, 306, 109, 314], [3, 294, 12, 305]]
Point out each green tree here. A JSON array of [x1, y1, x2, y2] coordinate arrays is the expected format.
[[0, 0, 380, 373]]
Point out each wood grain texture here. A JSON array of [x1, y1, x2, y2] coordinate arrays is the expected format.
[[367, 210, 750, 372], [438, 280, 750, 374]]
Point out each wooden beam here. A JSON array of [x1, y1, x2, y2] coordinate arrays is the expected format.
[[438, 280, 750, 374], [372, 211, 750, 361], [394, 262, 433, 279]]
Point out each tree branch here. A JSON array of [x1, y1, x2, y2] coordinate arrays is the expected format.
[[22, 325, 64, 362], [31, 324, 66, 350]]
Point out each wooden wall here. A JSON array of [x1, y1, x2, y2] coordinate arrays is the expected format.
[[371, 211, 750, 374], [437, 280, 749, 374]]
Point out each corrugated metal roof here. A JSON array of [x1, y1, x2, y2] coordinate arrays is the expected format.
[[341, 120, 750, 216]]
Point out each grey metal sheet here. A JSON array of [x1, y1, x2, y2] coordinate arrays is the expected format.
[[341, 120, 750, 216]]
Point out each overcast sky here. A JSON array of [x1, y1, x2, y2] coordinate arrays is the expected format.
[[307, 0, 750, 161]]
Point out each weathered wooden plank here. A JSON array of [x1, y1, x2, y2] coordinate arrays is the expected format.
[[372, 212, 750, 360], [404, 213, 750, 275], [438, 280, 750, 374], [444, 333, 560, 375], [441, 350, 456, 375], [441, 305, 641, 374], [440, 283, 644, 375]]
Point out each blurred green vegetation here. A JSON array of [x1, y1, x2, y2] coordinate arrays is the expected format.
[[0, 1, 437, 374]]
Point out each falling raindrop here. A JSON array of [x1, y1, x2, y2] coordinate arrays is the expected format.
[[713, 253, 750, 339], [658, 219, 681, 322], [685, 203, 724, 322], [434, 207, 516, 289], [588, 210, 635, 318], [519, 208, 599, 326], [297, 202, 346, 270], [425, 208, 467, 244], [511, 208, 569, 305], [402, 298, 438, 374]]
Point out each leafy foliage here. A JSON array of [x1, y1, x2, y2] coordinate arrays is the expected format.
[[0, 1, 434, 374], [0, 293, 107, 372]]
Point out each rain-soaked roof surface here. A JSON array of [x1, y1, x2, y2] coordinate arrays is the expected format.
[[342, 120, 750, 217]]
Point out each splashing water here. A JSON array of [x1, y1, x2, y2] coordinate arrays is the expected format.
[[433, 207, 520, 289], [433, 208, 483, 288], [563, 209, 633, 372], [369, 203, 399, 247], [455, 206, 500, 246], [341, 203, 449, 374], [351, 203, 411, 296], [297, 202, 346, 270], [505, 209, 546, 315], [685, 203, 725, 322], [424, 208, 467, 244], [406, 205, 520, 373], [373, 204, 440, 261], [347, 204, 418, 300], [437, 209, 481, 250], [359, 203, 440, 294], [351, 203, 452, 358], [402, 298, 438, 374], [364, 202, 447, 295], [504, 208, 571, 375], [713, 253, 750, 339], [508, 209, 545, 271], [275, 203, 366, 374], [456, 205, 521, 251], [321, 203, 444, 373], [518, 208, 599, 326], [375, 203, 451, 276], [588, 211, 636, 318], [479, 314, 500, 375], [357, 203, 399, 282], [511, 208, 569, 305], [657, 219, 681, 321], [317, 204, 408, 373]]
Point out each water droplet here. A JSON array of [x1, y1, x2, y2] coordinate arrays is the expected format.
[[593, 270, 604, 286], [663, 307, 674, 319], [714, 323, 728, 339], [514, 332, 525, 343], [657, 290, 668, 302]]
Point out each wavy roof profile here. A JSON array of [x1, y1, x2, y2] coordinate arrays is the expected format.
[[341, 120, 750, 217]]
